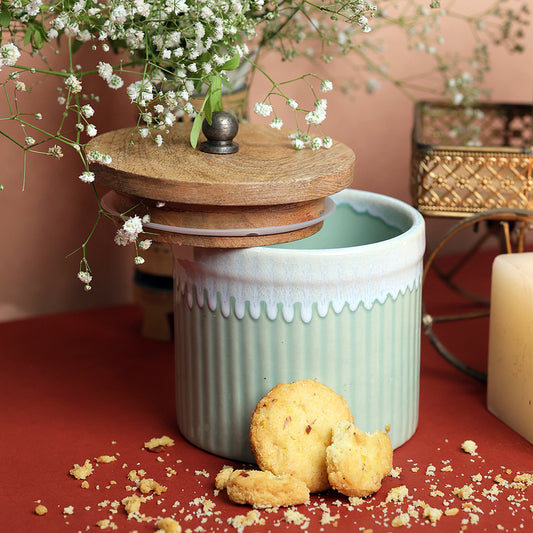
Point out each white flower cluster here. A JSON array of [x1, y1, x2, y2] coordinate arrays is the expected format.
[[77, 269, 93, 291], [253, 79, 334, 149], [114, 214, 153, 267], [114, 215, 147, 246], [0, 0, 379, 286], [289, 132, 333, 151], [0, 43, 21, 68]]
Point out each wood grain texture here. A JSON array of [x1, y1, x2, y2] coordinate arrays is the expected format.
[[88, 123, 355, 206], [110, 192, 326, 229], [146, 221, 323, 247], [106, 191, 325, 247]]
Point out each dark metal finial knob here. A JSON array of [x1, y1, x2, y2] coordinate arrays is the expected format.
[[199, 111, 239, 154]]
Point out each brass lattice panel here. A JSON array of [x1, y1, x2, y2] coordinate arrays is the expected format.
[[411, 101, 533, 218]]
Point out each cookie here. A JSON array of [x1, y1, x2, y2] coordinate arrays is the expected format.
[[221, 468, 310, 508], [326, 419, 393, 497], [249, 379, 354, 493]]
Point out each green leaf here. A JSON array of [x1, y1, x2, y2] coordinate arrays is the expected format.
[[221, 54, 241, 72], [190, 113, 204, 149], [33, 27, 44, 49], [220, 76, 232, 90], [194, 79, 204, 95], [0, 5, 11, 27], [208, 75, 223, 112], [23, 27, 33, 47], [204, 94, 212, 125], [71, 38, 84, 54]]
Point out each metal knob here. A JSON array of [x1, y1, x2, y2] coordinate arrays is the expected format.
[[199, 111, 239, 154]]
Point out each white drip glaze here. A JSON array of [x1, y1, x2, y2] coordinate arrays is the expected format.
[[173, 190, 425, 323]]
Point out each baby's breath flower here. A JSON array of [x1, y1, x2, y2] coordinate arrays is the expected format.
[[124, 215, 143, 235], [287, 99, 298, 109], [253, 102, 273, 117], [65, 75, 82, 93], [97, 61, 113, 81], [77, 270, 93, 284], [305, 108, 326, 125], [323, 136, 333, 149], [134, 256, 145, 265], [292, 138, 305, 150], [25, 137, 36, 146], [114, 229, 130, 246], [86, 124, 97, 137], [48, 145, 63, 158], [81, 104, 95, 118], [0, 43, 21, 67], [320, 79, 333, 93], [107, 74, 124, 90], [270, 117, 283, 130], [139, 239, 152, 250], [79, 170, 95, 183], [311, 137, 323, 150]]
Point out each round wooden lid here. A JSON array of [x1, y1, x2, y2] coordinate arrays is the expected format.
[[88, 122, 355, 247]]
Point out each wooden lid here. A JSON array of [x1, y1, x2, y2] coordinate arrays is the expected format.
[[88, 122, 355, 247]]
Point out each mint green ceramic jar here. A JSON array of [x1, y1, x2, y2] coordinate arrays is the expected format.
[[173, 189, 425, 462]]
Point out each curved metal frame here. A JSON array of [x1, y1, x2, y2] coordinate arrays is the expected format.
[[422, 208, 533, 382]]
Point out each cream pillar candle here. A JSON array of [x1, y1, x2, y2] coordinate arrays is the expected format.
[[487, 252, 533, 444]]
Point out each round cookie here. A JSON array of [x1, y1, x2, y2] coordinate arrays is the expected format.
[[249, 379, 354, 493], [326, 419, 393, 497], [221, 468, 310, 508]]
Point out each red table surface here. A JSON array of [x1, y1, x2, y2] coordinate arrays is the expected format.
[[2, 250, 532, 532]]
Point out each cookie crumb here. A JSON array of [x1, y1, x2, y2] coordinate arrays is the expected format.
[[422, 505, 442, 524], [34, 504, 47, 516], [227, 509, 265, 530], [348, 496, 364, 506], [97, 455, 117, 464], [453, 485, 474, 500], [386, 485, 409, 503], [389, 467, 402, 478], [122, 494, 145, 515], [461, 440, 478, 455], [96, 518, 117, 529], [69, 459, 94, 480], [138, 478, 167, 495], [391, 512, 410, 527], [445, 507, 460, 516], [156, 517, 181, 533], [283, 509, 309, 526], [144, 436, 175, 452]]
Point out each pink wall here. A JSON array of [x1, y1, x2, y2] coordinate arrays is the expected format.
[[1, 4, 532, 321]]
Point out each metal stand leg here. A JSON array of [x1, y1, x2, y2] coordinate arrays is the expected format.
[[422, 208, 533, 382]]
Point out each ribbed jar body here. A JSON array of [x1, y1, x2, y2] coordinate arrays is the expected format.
[[173, 189, 426, 462]]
